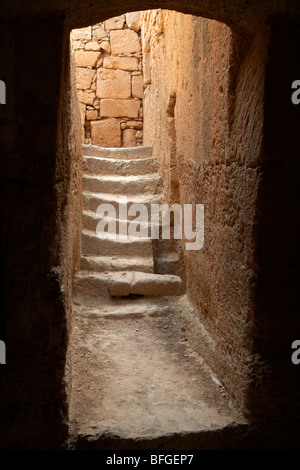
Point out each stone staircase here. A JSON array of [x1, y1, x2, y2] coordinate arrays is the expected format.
[[73, 144, 183, 301], [69, 145, 248, 450]]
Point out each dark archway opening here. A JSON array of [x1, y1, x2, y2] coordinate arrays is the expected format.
[[66, 6, 263, 450], [0, 0, 299, 451]]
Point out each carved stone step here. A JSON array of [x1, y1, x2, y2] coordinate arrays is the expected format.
[[83, 155, 157, 176], [81, 229, 153, 257], [82, 210, 166, 236], [83, 173, 162, 195], [80, 255, 154, 274], [82, 191, 162, 216], [82, 144, 153, 160], [73, 271, 183, 298]]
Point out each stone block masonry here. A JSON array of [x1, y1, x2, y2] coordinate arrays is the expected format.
[[71, 12, 144, 148]]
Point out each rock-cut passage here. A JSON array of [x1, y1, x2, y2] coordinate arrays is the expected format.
[[68, 144, 248, 450]]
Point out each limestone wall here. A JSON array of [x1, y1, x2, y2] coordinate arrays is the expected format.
[[141, 9, 268, 417], [71, 12, 144, 148]]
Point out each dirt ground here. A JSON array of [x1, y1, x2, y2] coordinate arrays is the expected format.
[[68, 296, 246, 448]]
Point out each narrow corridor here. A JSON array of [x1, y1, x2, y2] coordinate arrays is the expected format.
[[68, 144, 247, 449]]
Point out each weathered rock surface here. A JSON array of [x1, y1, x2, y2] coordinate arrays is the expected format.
[[68, 304, 248, 449]]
